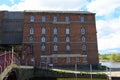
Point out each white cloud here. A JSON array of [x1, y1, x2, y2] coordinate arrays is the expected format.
[[87, 0, 120, 16], [9, 0, 14, 4], [0, 0, 89, 11], [97, 17, 120, 50]]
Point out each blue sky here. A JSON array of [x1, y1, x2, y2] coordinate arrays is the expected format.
[[0, 0, 120, 54]]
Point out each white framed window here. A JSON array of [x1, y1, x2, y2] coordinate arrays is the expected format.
[[42, 16, 46, 22], [80, 16, 84, 23], [30, 16, 34, 22], [54, 44, 58, 51], [65, 16, 69, 22], [66, 57, 70, 63], [66, 36, 70, 42], [82, 44, 87, 51], [42, 27, 46, 34], [53, 27, 57, 35], [41, 57, 46, 63], [30, 27, 34, 34], [66, 44, 70, 51], [54, 57, 58, 63], [41, 36, 46, 43], [76, 57, 80, 62], [29, 36, 33, 42], [54, 36, 58, 42], [41, 44, 45, 51], [53, 16, 57, 22], [66, 27, 70, 34], [81, 36, 86, 42], [81, 27, 85, 34]]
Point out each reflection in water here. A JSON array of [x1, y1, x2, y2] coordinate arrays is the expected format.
[[100, 61, 120, 68]]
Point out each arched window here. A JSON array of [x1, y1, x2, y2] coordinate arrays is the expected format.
[[30, 27, 34, 34], [81, 36, 86, 42], [81, 27, 85, 35], [42, 27, 46, 34], [29, 36, 33, 42], [54, 44, 58, 51], [66, 36, 70, 42], [41, 36, 46, 43], [54, 36, 58, 42], [41, 44, 45, 51]]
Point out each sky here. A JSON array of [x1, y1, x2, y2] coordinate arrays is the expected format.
[[0, 0, 120, 54]]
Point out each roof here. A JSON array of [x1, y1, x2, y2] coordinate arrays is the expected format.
[[24, 10, 95, 14]]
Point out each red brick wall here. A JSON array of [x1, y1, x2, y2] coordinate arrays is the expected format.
[[22, 12, 99, 66]]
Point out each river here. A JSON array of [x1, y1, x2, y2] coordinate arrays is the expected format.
[[100, 61, 120, 68]]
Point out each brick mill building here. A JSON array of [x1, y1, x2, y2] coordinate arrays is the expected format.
[[0, 11, 99, 67]]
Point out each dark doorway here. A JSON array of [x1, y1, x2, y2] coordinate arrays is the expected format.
[[7, 71, 17, 80]]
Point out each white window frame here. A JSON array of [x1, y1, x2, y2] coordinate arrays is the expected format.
[[80, 16, 84, 23], [82, 44, 87, 51], [66, 27, 70, 34], [42, 16, 46, 22], [54, 27, 58, 35], [30, 16, 34, 22], [30, 27, 34, 34], [41, 44, 45, 51], [53, 16, 57, 22], [81, 36, 86, 42], [66, 44, 70, 51], [54, 36, 58, 42], [81, 27, 85, 34], [41, 36, 46, 43], [42, 27, 46, 34], [65, 16, 69, 22], [66, 57, 70, 63], [54, 44, 58, 51], [29, 36, 33, 42]]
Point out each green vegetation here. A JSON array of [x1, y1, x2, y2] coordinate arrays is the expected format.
[[99, 53, 120, 62]]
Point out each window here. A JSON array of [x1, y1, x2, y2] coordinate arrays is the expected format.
[[47, 57, 51, 63], [30, 27, 34, 34], [41, 36, 46, 43], [30, 16, 34, 22], [41, 57, 46, 63], [29, 36, 33, 42], [66, 36, 70, 42], [66, 57, 70, 63], [66, 44, 70, 51], [66, 27, 70, 34], [42, 27, 46, 34], [42, 16, 46, 22], [82, 44, 87, 51], [65, 16, 69, 22], [83, 57, 87, 61], [41, 44, 45, 51], [80, 16, 84, 23], [81, 27, 85, 35], [54, 27, 57, 35], [54, 36, 58, 42], [54, 57, 58, 63], [53, 16, 57, 22], [54, 44, 58, 51], [76, 57, 80, 62], [81, 36, 86, 42]]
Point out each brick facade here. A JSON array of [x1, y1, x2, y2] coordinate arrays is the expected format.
[[22, 11, 99, 66]]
